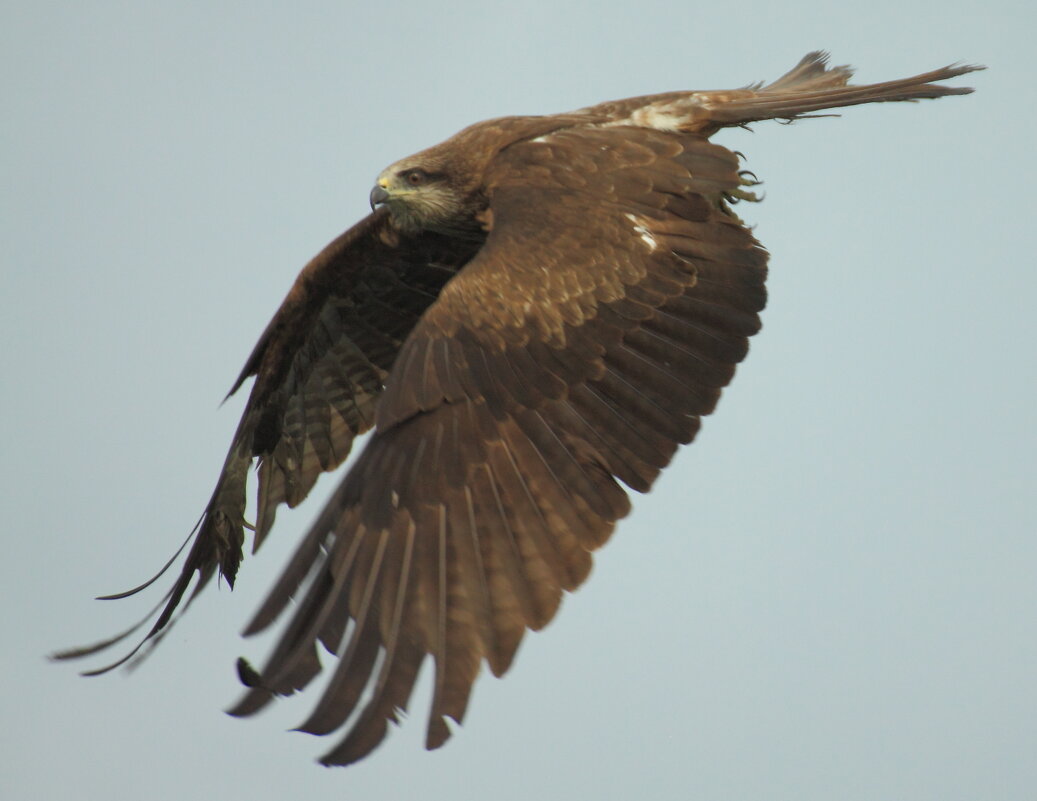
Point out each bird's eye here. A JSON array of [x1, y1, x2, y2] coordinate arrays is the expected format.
[[403, 169, 427, 186]]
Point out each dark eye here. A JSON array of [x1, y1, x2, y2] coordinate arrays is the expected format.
[[403, 169, 427, 186]]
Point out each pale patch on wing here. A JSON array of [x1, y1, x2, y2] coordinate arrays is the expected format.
[[624, 213, 658, 252], [601, 95, 712, 131]]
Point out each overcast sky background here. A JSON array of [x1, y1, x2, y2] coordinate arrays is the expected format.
[[3, 2, 1034, 800]]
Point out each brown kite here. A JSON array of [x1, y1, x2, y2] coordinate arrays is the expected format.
[[56, 52, 981, 766]]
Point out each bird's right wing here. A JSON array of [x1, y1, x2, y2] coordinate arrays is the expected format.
[[229, 125, 769, 765]]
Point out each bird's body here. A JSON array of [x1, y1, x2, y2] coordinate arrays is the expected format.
[[56, 52, 981, 766]]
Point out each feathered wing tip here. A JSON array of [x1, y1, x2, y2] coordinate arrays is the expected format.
[[51, 460, 251, 675], [48, 518, 200, 665], [49, 534, 218, 676], [52, 422, 254, 672], [708, 52, 984, 127]]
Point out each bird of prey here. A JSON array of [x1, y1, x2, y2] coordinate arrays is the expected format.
[[55, 52, 981, 766]]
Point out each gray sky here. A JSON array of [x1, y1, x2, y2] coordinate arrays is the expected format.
[[3, 2, 1034, 799]]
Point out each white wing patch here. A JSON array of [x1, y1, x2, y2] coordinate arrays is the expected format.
[[625, 213, 658, 252], [602, 95, 711, 132]]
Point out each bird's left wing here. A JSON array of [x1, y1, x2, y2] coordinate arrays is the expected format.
[[54, 207, 482, 670], [229, 125, 769, 764]]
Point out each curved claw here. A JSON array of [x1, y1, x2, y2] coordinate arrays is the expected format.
[[726, 187, 763, 204]]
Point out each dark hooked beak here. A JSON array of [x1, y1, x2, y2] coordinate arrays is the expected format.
[[369, 185, 390, 210]]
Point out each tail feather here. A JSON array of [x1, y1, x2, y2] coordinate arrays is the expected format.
[[755, 50, 855, 92], [706, 52, 983, 127]]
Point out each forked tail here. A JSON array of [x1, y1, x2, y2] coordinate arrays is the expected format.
[[702, 51, 983, 128]]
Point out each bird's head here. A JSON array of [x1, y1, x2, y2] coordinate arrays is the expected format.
[[369, 118, 533, 238], [370, 152, 476, 235]]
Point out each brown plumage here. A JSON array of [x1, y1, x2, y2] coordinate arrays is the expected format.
[[54, 52, 981, 766]]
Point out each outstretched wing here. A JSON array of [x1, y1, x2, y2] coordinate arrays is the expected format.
[[53, 207, 483, 669], [236, 210, 484, 548], [228, 125, 768, 764]]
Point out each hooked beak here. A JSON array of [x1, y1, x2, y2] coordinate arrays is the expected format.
[[369, 185, 390, 210]]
